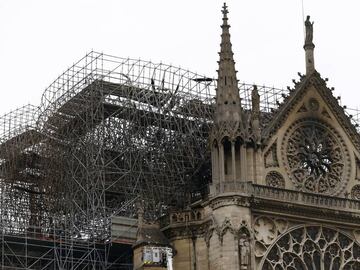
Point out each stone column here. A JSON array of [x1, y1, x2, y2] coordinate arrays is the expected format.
[[219, 143, 225, 193], [304, 44, 315, 75], [211, 143, 220, 193], [231, 141, 236, 185], [240, 145, 247, 181]]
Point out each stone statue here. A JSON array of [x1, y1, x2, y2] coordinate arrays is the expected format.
[[251, 85, 261, 144], [305, 15, 314, 46], [251, 85, 260, 120], [239, 234, 250, 269]]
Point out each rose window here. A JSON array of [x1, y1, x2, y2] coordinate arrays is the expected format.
[[283, 120, 348, 194], [261, 226, 360, 270]]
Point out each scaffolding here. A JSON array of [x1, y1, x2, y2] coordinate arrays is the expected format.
[[0, 52, 216, 269], [1, 51, 359, 269]]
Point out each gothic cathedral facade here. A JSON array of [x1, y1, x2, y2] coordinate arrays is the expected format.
[[133, 3, 360, 270]]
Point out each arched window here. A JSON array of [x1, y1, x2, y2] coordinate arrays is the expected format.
[[261, 226, 360, 270], [223, 138, 231, 175]]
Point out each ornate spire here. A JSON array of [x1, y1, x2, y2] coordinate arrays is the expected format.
[[209, 4, 262, 195], [215, 2, 242, 124], [304, 15, 315, 75]]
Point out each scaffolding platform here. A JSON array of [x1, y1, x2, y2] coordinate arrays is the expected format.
[[1, 52, 360, 269]]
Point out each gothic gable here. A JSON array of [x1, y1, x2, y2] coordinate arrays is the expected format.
[[261, 71, 360, 197], [263, 71, 360, 149]]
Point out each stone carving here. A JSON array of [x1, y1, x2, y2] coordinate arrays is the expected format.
[[170, 209, 203, 224], [282, 118, 349, 195], [353, 230, 360, 243], [251, 85, 261, 144], [264, 141, 279, 168], [204, 225, 215, 247], [204, 215, 220, 247], [264, 71, 360, 152], [211, 121, 243, 143], [261, 225, 360, 270], [219, 217, 235, 242], [254, 216, 277, 246], [204, 216, 252, 248], [211, 113, 261, 146], [304, 15, 314, 46], [210, 195, 251, 210], [254, 241, 267, 258], [251, 85, 260, 120], [308, 98, 319, 111], [233, 196, 251, 207], [239, 234, 250, 270], [274, 219, 288, 234], [321, 108, 331, 119], [297, 103, 308, 113], [253, 216, 290, 260], [351, 185, 360, 200], [265, 171, 285, 188]]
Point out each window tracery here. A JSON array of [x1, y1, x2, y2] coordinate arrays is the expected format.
[[262, 226, 360, 270], [282, 119, 349, 195], [265, 171, 285, 188], [351, 184, 360, 200]]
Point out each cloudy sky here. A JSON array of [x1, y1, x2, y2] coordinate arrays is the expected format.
[[1, 0, 360, 116]]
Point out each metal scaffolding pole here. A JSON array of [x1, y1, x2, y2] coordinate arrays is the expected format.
[[1, 52, 358, 269]]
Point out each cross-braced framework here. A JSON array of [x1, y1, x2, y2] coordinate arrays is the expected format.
[[1, 51, 360, 269], [0, 52, 217, 269]]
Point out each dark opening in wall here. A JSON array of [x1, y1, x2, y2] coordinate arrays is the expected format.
[[223, 139, 231, 175]]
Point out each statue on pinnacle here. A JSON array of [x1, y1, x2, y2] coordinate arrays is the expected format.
[[304, 15, 314, 47]]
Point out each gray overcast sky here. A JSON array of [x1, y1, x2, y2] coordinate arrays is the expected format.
[[1, 0, 360, 116]]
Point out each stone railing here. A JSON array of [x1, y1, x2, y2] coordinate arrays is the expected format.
[[250, 182, 360, 212], [215, 182, 254, 194], [161, 183, 360, 228], [160, 208, 204, 228], [214, 182, 360, 213]]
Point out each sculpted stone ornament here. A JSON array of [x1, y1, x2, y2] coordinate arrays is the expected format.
[[304, 15, 315, 74], [261, 225, 360, 269], [351, 185, 360, 200], [251, 85, 262, 144], [239, 234, 250, 270], [265, 171, 285, 188], [254, 216, 277, 246], [304, 15, 314, 47], [204, 225, 215, 248], [211, 117, 259, 147], [308, 98, 319, 111], [282, 119, 349, 195], [218, 217, 237, 244]]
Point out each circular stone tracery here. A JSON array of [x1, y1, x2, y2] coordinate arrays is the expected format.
[[261, 226, 360, 270], [282, 119, 349, 195], [265, 171, 285, 188]]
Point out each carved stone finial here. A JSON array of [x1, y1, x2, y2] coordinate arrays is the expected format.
[[222, 2, 228, 19], [303, 15, 315, 75]]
